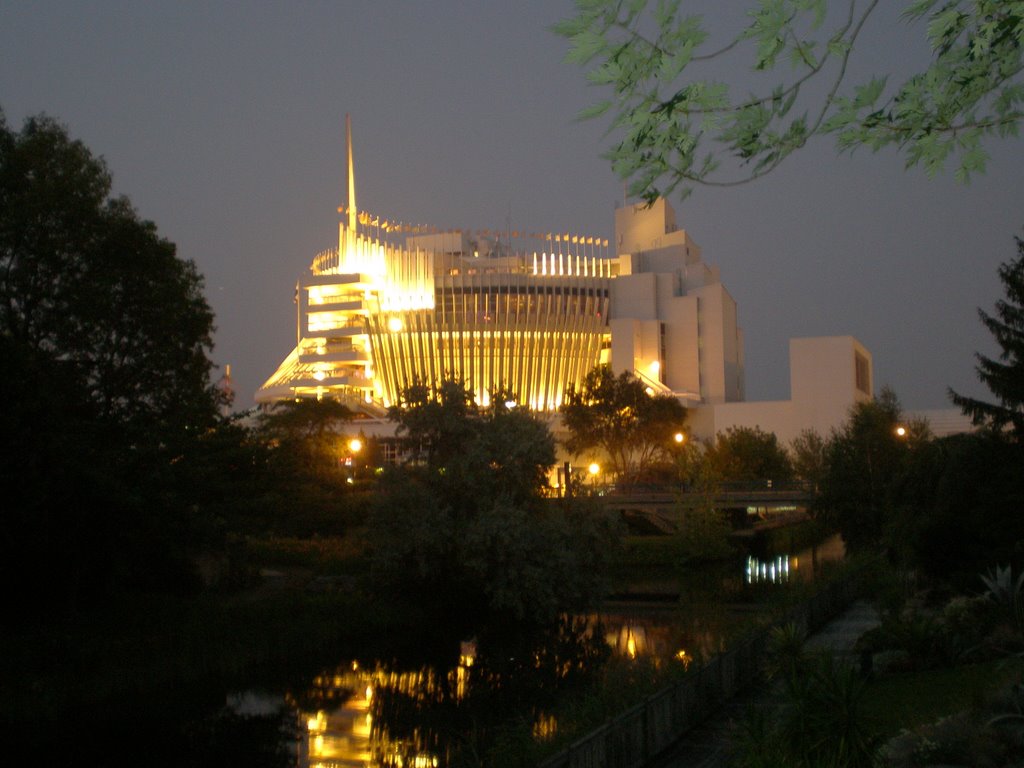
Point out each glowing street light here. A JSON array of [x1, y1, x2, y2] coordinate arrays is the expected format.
[[343, 438, 363, 485], [674, 432, 686, 444], [894, 425, 907, 438]]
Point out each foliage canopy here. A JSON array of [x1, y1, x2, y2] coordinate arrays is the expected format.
[[0, 110, 226, 613], [561, 364, 688, 483], [555, 0, 1024, 201], [703, 425, 794, 483], [0, 110, 222, 440], [818, 388, 923, 552], [369, 380, 617, 626]]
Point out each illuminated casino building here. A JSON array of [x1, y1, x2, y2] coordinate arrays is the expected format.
[[257, 119, 887, 448], [256, 117, 746, 414]]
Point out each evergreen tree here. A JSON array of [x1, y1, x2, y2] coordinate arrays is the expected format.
[[950, 235, 1024, 439]]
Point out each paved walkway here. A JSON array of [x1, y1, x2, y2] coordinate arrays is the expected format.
[[647, 599, 881, 768]]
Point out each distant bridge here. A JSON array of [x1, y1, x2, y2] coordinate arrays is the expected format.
[[598, 480, 814, 506], [594, 481, 815, 534]]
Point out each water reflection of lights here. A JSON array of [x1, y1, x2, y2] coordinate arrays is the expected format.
[[745, 554, 794, 584], [533, 713, 558, 741], [609, 624, 648, 659], [292, 664, 443, 767]]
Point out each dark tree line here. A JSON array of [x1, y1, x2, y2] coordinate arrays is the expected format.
[[366, 380, 619, 630], [819, 234, 1024, 587]]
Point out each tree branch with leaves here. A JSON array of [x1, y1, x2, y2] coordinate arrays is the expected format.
[[554, 0, 1024, 201]]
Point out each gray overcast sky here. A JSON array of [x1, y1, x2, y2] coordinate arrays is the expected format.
[[2, 1, 1021, 413]]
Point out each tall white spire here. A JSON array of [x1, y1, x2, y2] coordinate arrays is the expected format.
[[346, 114, 356, 232]]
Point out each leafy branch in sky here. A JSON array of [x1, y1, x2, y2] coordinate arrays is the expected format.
[[554, 0, 1024, 201]]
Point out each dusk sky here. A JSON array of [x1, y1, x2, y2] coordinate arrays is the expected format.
[[3, 2, 1021, 414]]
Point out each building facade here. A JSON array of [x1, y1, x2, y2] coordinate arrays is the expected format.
[[256, 120, 744, 415]]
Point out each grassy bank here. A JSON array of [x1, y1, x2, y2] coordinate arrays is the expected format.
[[862, 655, 1024, 740]]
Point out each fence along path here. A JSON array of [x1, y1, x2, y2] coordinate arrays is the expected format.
[[537, 575, 862, 768]]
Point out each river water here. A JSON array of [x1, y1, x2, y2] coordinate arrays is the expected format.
[[216, 533, 845, 767]]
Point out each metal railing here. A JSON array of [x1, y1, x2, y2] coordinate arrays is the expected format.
[[537, 573, 860, 768]]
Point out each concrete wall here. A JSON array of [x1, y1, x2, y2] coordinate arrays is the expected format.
[[689, 336, 873, 446]]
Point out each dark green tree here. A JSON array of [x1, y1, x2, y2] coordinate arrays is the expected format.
[[891, 431, 1024, 587], [818, 388, 926, 552], [949, 235, 1024, 439], [388, 380, 557, 511], [0, 111, 224, 612], [0, 111, 222, 442], [561, 364, 688, 483], [555, 1, 1023, 201], [790, 428, 828, 491], [256, 398, 355, 481], [367, 380, 617, 626], [704, 425, 794, 484]]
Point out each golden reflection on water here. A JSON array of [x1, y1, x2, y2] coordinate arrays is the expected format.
[[286, 539, 845, 765], [292, 641, 483, 767], [295, 663, 439, 767]]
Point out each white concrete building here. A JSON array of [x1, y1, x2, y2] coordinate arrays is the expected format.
[[607, 200, 875, 445], [687, 336, 874, 445], [609, 198, 744, 406]]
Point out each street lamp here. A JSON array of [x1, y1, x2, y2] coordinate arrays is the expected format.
[[674, 432, 686, 445], [344, 438, 363, 484], [894, 425, 907, 438], [588, 462, 600, 486]]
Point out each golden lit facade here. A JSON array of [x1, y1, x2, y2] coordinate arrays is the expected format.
[[256, 117, 616, 411]]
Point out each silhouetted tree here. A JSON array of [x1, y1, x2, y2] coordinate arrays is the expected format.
[[367, 380, 617, 626], [561, 364, 687, 483], [892, 431, 1024, 588], [704, 425, 794, 484], [0, 110, 222, 444], [950, 234, 1024, 439], [256, 398, 355, 481], [818, 389, 927, 553], [0, 110, 223, 613], [790, 428, 828, 492]]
